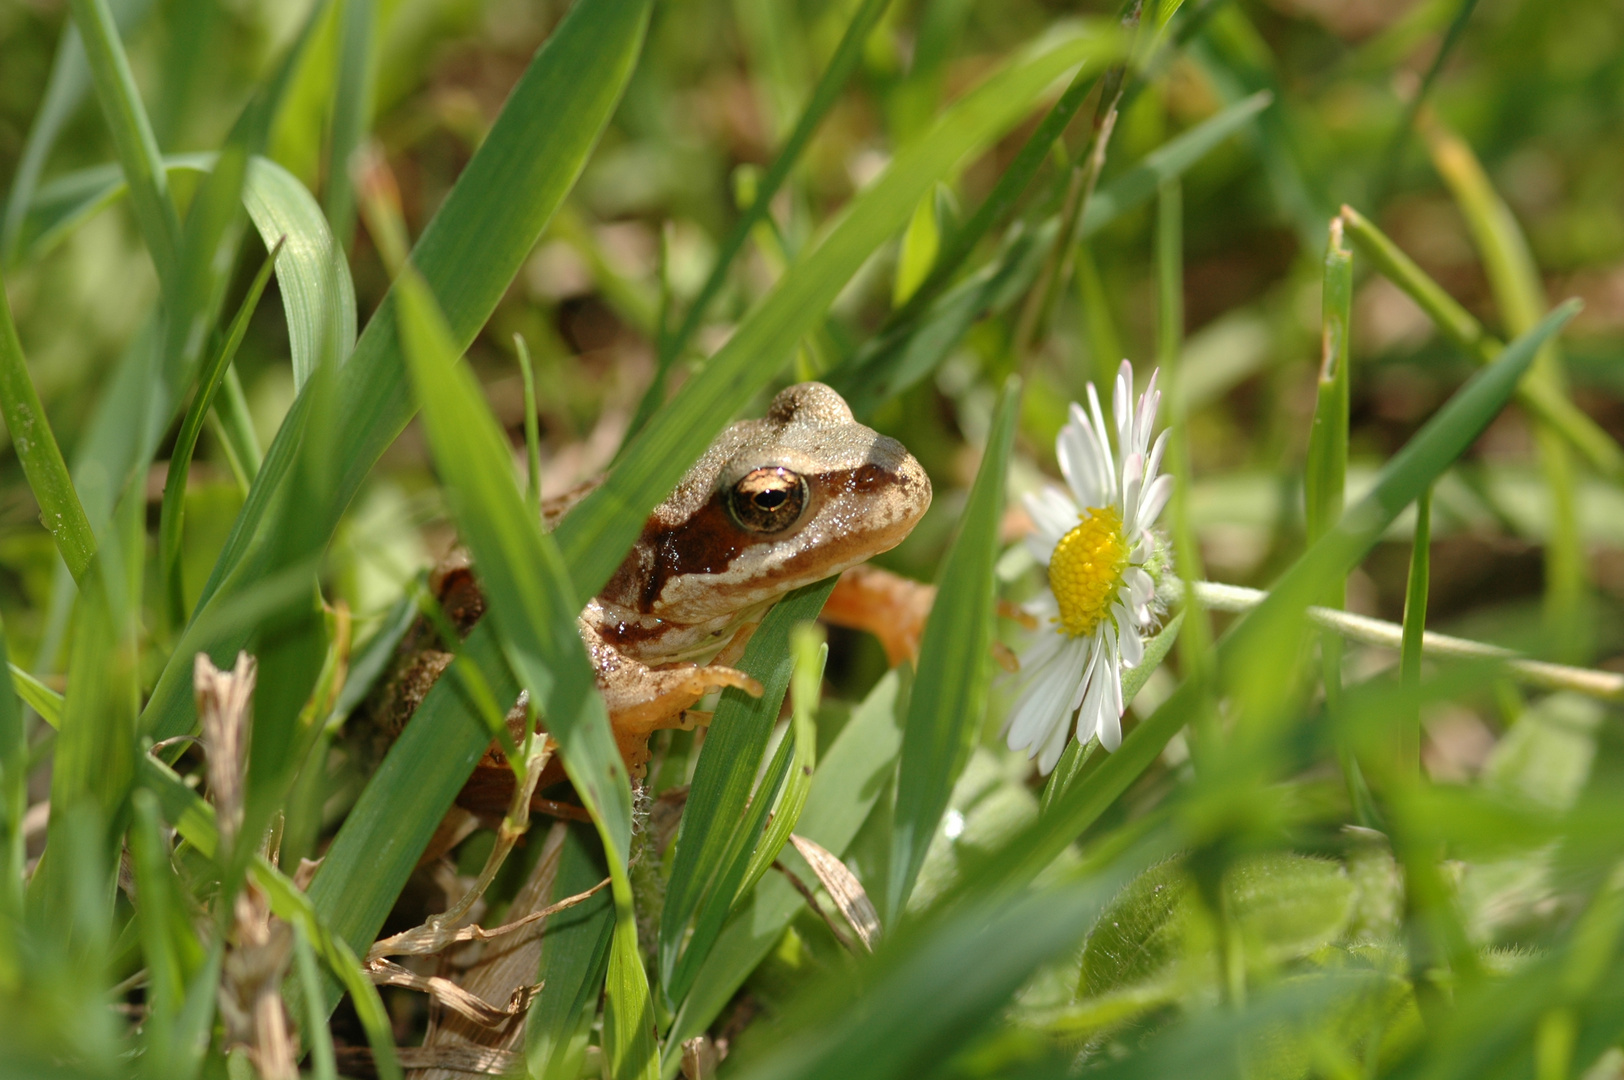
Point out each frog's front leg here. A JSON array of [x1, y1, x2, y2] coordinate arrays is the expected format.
[[583, 619, 764, 777]]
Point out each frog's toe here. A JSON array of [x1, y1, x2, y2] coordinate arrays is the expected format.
[[693, 664, 764, 698]]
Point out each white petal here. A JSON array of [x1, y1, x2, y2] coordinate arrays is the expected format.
[[1125, 567, 1154, 609], [1113, 361, 1133, 453], [1145, 429, 1169, 488], [1136, 474, 1173, 531], [1036, 697, 1075, 775], [1004, 635, 1085, 753], [1058, 418, 1109, 509], [1121, 473, 1143, 529], [1024, 488, 1077, 557], [1117, 616, 1144, 667], [1086, 383, 1116, 500]]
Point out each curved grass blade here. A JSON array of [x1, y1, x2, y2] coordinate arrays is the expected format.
[[888, 376, 1019, 922], [243, 158, 357, 389], [0, 270, 95, 582], [158, 238, 282, 631], [984, 300, 1579, 893], [0, 618, 24, 913], [560, 26, 1119, 602], [18, 151, 356, 400]]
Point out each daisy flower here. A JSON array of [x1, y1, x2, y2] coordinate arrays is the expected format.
[[1004, 360, 1173, 773]]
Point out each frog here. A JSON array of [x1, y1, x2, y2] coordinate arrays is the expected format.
[[370, 381, 933, 806]]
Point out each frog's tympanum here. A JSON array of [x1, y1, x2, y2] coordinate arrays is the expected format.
[[372, 382, 931, 804]]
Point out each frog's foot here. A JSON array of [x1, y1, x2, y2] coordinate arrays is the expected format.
[[603, 661, 763, 778], [821, 564, 936, 666]]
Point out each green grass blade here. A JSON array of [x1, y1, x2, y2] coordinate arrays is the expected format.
[[604, 903, 659, 1080], [887, 376, 1018, 922], [1080, 90, 1272, 235], [396, 265, 632, 860], [663, 666, 907, 1060], [0, 618, 25, 915], [515, 334, 542, 513], [128, 789, 194, 1078], [144, 0, 654, 743], [139, 759, 404, 1080], [292, 925, 338, 1080], [324, 0, 375, 249], [1399, 485, 1432, 777], [158, 238, 281, 631], [624, 0, 893, 443], [1426, 122, 1587, 658], [0, 0, 160, 266], [828, 88, 1263, 417], [0, 270, 95, 582], [11, 664, 63, 729], [666, 626, 829, 1007], [525, 825, 616, 1080], [1338, 204, 1624, 485], [735, 625, 826, 899], [244, 156, 356, 389], [559, 26, 1116, 602], [660, 577, 838, 996], [1305, 216, 1369, 819], [1304, 217, 1352, 548], [982, 301, 1578, 892], [67, 0, 181, 293]]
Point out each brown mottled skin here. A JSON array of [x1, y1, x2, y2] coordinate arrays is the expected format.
[[371, 383, 932, 809]]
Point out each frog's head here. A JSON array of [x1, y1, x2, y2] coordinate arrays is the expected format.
[[603, 382, 932, 622]]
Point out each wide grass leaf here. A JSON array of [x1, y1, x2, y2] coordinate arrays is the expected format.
[[888, 376, 1019, 921]]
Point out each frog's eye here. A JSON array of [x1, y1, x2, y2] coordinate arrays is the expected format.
[[728, 467, 808, 533]]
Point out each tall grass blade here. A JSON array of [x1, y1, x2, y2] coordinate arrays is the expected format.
[[1426, 121, 1587, 658], [67, 0, 182, 292], [888, 376, 1019, 921], [0, 272, 95, 582], [660, 578, 838, 998], [0, 621, 25, 915], [1399, 485, 1431, 777], [526, 825, 616, 1080], [324, 0, 375, 249], [395, 267, 633, 864], [0, 0, 156, 267], [158, 239, 282, 630]]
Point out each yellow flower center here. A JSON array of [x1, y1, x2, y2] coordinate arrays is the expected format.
[[1048, 506, 1129, 638]]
